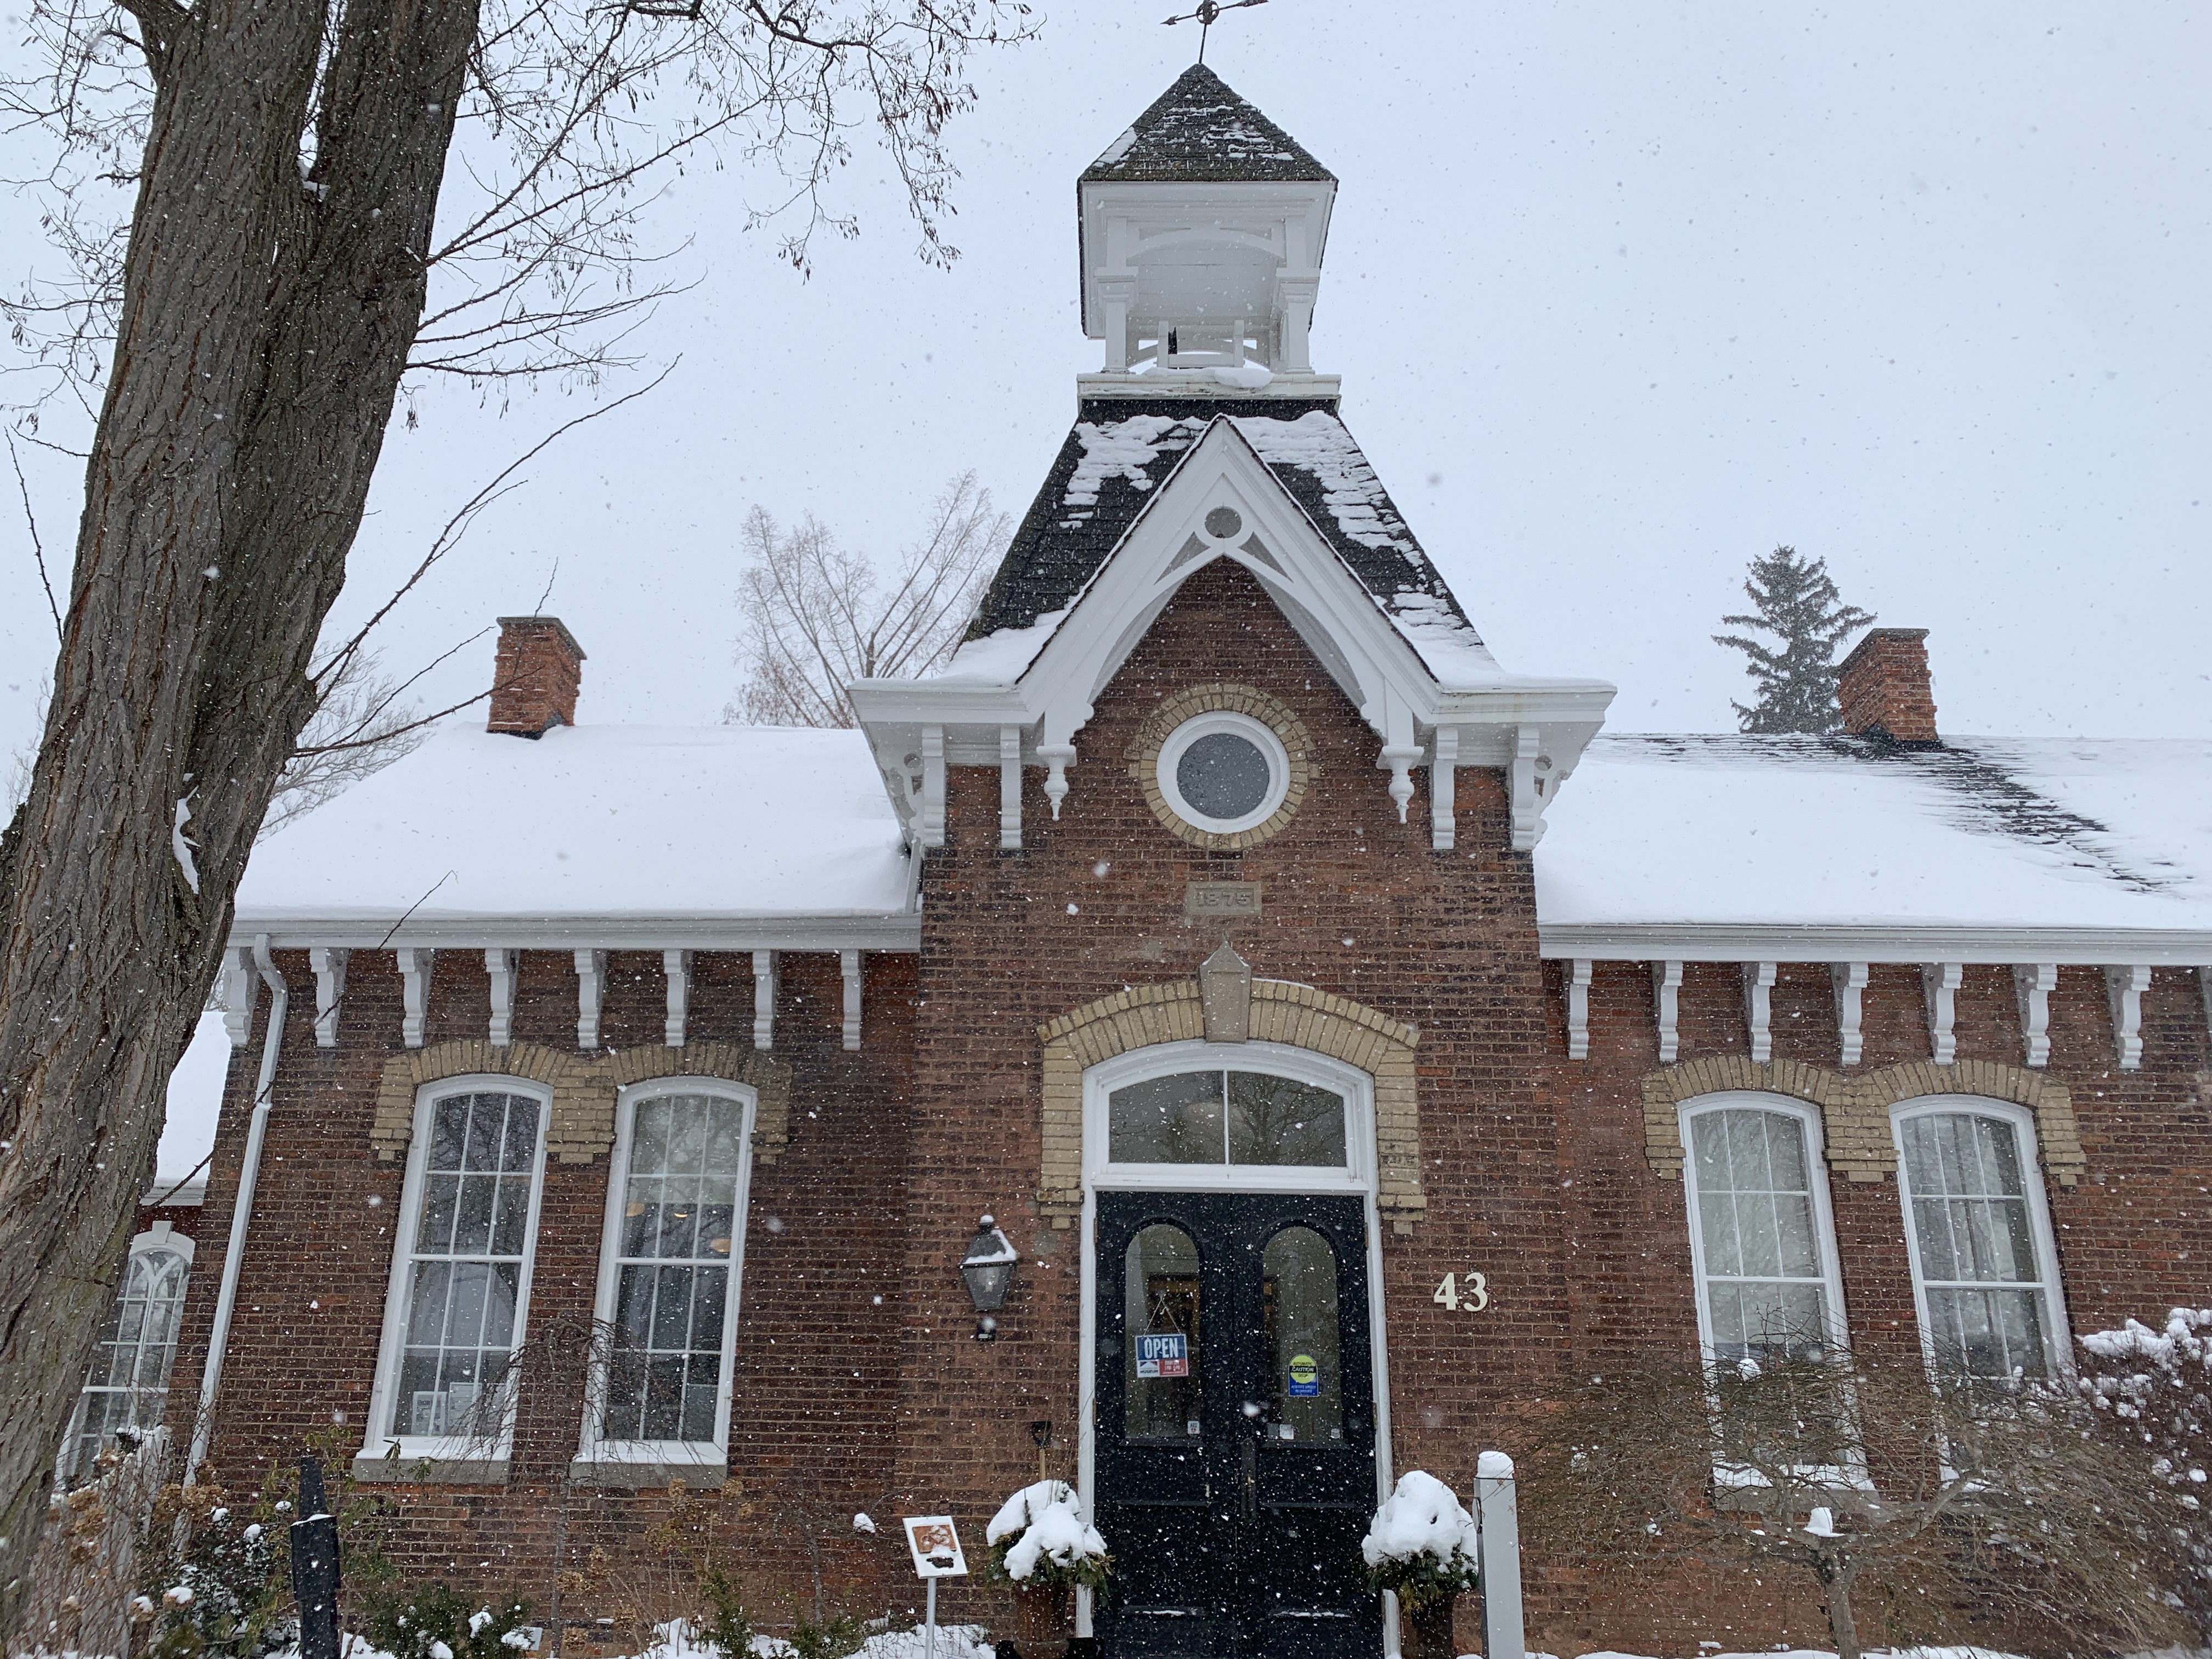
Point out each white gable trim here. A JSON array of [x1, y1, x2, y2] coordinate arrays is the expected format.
[[852, 417, 1614, 853]]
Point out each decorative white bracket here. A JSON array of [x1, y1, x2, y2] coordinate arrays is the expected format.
[[918, 725, 946, 848], [842, 949, 864, 1051], [1508, 726, 1544, 851], [998, 725, 1024, 850], [1566, 959, 1593, 1061], [1744, 962, 1778, 1064], [1831, 962, 1870, 1066], [397, 949, 436, 1049], [221, 945, 257, 1047], [486, 949, 517, 1047], [1380, 743, 1420, 825], [2014, 963, 2058, 1068], [310, 947, 349, 1048], [1922, 962, 1963, 1064], [752, 950, 779, 1051], [1652, 961, 1684, 1064], [663, 950, 692, 1047], [2105, 964, 2150, 1071], [1429, 727, 1458, 851], [574, 949, 606, 1050], [1039, 744, 1075, 822]]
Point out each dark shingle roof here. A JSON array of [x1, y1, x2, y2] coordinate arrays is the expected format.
[[1081, 65, 1334, 184], [965, 398, 1485, 671]]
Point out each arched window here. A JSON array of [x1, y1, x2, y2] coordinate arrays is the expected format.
[[580, 1081, 757, 1470], [61, 1227, 193, 1483], [364, 1079, 551, 1466], [1679, 1095, 1848, 1363], [1085, 1041, 1370, 1194], [1892, 1097, 2068, 1380]]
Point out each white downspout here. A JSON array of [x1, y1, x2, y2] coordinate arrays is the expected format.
[[187, 934, 286, 1476]]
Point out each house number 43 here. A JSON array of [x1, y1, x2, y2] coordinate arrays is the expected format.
[[1432, 1272, 1489, 1313]]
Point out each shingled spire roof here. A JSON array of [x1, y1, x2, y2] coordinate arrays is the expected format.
[[1081, 64, 1334, 184]]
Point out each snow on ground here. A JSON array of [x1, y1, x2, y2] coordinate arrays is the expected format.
[[234, 722, 912, 925]]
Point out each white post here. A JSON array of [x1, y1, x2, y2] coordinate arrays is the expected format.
[[923, 1576, 936, 1659], [1476, 1451, 1526, 1659]]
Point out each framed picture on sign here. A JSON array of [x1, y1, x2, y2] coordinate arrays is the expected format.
[[902, 1515, 968, 1578]]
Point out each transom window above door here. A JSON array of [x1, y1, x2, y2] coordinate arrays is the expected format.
[[1108, 1068, 1347, 1169]]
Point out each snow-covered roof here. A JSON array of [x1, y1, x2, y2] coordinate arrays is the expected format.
[[1081, 64, 1333, 184], [955, 406, 1497, 685], [232, 723, 913, 937], [1536, 734, 2212, 955]]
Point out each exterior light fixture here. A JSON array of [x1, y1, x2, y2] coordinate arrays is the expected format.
[[959, 1214, 1017, 1341]]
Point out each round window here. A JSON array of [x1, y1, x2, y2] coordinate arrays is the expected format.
[[1156, 712, 1290, 835]]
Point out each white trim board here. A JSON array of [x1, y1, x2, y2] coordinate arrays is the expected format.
[[227, 915, 919, 952], [1539, 923, 2212, 966]]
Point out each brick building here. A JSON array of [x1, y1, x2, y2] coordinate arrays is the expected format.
[[87, 64, 2212, 1659]]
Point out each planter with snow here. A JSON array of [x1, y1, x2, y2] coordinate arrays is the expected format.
[[1362, 1470, 1480, 1658], [984, 1480, 1113, 1594]]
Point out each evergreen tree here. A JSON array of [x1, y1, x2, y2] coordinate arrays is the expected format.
[[1713, 546, 1876, 734]]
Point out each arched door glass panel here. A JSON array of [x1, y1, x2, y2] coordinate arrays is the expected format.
[[1261, 1226, 1341, 1444], [1124, 1224, 1202, 1442]]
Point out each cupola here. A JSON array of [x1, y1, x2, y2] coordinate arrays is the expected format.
[[1079, 65, 1336, 386]]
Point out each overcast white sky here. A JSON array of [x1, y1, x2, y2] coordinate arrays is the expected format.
[[4, 2, 2207, 771]]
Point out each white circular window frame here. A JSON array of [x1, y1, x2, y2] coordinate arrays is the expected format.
[[1154, 710, 1290, 836]]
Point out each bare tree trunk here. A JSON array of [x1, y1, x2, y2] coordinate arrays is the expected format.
[[1818, 1558, 1863, 1659], [0, 0, 476, 1619]]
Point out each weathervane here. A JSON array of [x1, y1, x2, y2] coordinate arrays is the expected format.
[[1162, 0, 1268, 64]]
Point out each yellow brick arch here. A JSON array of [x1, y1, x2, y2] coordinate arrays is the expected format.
[[1035, 978, 1424, 1232], [370, 1039, 792, 1166]]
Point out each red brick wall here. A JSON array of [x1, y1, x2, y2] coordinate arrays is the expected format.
[[173, 946, 920, 1641], [892, 558, 1565, 1638]]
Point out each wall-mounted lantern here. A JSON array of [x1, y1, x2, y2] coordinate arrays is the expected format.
[[959, 1214, 1018, 1341]]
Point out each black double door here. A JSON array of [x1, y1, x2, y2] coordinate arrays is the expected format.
[[1093, 1190, 1380, 1659]]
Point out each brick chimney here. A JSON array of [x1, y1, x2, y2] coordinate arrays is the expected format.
[[488, 616, 585, 737], [1837, 627, 1938, 747]]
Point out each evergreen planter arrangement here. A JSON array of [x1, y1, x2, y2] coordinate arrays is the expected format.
[[985, 1477, 1111, 1652], [1362, 1470, 1480, 1659]]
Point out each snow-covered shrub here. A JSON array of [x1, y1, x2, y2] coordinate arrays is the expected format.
[[983, 1481, 1111, 1593], [357, 1583, 532, 1659], [2078, 1307, 2212, 1637], [1360, 1470, 1479, 1615], [142, 1479, 297, 1659]]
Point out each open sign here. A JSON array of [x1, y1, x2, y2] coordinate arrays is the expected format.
[[1135, 1333, 1189, 1379]]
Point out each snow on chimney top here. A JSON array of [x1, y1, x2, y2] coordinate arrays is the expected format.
[[1837, 627, 1938, 747], [488, 616, 586, 738]]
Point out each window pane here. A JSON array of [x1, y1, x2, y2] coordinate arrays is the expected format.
[[1229, 1074, 1347, 1167], [1124, 1224, 1201, 1443], [391, 1093, 541, 1440], [1109, 1073, 1226, 1164], [1688, 1109, 1831, 1362], [599, 1094, 747, 1446], [1263, 1227, 1343, 1444], [1901, 1113, 2050, 1380], [65, 1246, 189, 1482]]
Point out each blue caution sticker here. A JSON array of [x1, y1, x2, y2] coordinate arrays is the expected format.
[[1135, 1333, 1189, 1379], [1287, 1352, 1320, 1397]]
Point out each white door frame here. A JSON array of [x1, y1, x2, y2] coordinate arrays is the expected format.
[[1071, 1040, 1396, 1640]]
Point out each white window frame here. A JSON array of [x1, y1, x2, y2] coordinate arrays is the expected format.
[[575, 1078, 758, 1474], [360, 1075, 552, 1471], [1678, 1092, 1853, 1363], [1891, 1095, 2072, 1381], [1679, 1092, 1863, 1494], [1156, 711, 1291, 836], [1082, 1040, 1372, 1195], [60, 1224, 195, 1483]]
